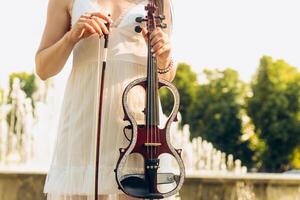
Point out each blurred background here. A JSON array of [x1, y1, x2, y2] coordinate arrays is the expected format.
[[0, 0, 300, 199]]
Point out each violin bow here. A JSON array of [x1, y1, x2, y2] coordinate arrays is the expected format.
[[94, 21, 110, 200]]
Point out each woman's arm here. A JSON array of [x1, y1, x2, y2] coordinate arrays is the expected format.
[[35, 0, 112, 81], [35, 0, 74, 80]]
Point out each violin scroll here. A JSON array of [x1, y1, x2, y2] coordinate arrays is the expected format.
[[135, 7, 167, 33]]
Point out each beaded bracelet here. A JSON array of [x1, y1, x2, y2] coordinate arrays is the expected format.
[[157, 58, 174, 74]]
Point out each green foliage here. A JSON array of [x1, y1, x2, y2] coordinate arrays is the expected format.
[[160, 63, 198, 128], [160, 57, 300, 171], [246, 56, 300, 172], [290, 146, 300, 169], [189, 68, 254, 166]]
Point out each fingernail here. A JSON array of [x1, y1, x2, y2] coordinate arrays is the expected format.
[[153, 53, 156, 57], [151, 48, 154, 52]]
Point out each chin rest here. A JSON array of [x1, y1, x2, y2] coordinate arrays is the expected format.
[[120, 173, 179, 199]]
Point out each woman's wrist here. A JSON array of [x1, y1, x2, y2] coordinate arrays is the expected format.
[[157, 55, 171, 69], [65, 30, 78, 47], [157, 58, 174, 74], [157, 56, 173, 74]]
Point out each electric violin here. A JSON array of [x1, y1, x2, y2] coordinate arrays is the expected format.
[[114, 1, 185, 199]]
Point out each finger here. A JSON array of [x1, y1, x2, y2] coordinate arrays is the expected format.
[[79, 16, 88, 21], [151, 35, 167, 47], [88, 18, 102, 35], [155, 44, 171, 56], [90, 12, 113, 23], [150, 32, 164, 44], [81, 12, 93, 17], [78, 15, 94, 24], [82, 22, 96, 34], [141, 27, 148, 41], [150, 34, 165, 48], [82, 13, 92, 18], [92, 16, 109, 34], [78, 16, 94, 24], [150, 27, 163, 40], [152, 41, 164, 53]]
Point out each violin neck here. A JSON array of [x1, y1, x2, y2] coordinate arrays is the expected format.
[[146, 29, 160, 126]]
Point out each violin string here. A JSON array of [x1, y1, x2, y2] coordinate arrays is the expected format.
[[153, 19, 157, 158], [149, 30, 153, 159], [154, 1, 158, 158], [151, 23, 155, 160], [147, 30, 151, 159], [151, 7, 155, 160], [146, 20, 150, 158], [149, 0, 155, 158], [153, 0, 158, 157], [146, 51, 149, 157], [152, 10, 157, 159]]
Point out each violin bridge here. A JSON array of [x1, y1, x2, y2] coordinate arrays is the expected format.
[[144, 143, 162, 147]]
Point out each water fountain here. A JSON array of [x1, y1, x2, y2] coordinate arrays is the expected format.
[[167, 113, 247, 175], [0, 78, 35, 167], [0, 76, 247, 175], [0, 75, 300, 200]]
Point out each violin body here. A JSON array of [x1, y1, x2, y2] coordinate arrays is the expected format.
[[114, 1, 185, 199], [115, 78, 185, 198]]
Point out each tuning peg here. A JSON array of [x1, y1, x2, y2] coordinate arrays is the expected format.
[[135, 26, 142, 33], [135, 16, 147, 23], [157, 23, 167, 29], [155, 15, 165, 20], [135, 17, 143, 23]]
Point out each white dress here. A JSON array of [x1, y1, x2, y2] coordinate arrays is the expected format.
[[43, 0, 177, 199]]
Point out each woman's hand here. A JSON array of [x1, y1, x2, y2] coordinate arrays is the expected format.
[[68, 12, 113, 44], [35, 0, 113, 81], [142, 27, 172, 69]]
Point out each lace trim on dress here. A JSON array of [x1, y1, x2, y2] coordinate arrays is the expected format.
[[109, 0, 146, 28], [69, 0, 147, 29]]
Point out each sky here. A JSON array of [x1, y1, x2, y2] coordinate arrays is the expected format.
[[0, 0, 300, 88]]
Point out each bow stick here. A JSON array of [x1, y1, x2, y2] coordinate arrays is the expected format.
[[94, 21, 110, 200]]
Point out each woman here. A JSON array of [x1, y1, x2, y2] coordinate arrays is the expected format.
[[35, 0, 176, 199]]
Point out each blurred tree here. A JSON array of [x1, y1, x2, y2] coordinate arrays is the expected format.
[[290, 147, 300, 169], [160, 63, 198, 128], [189, 68, 254, 167], [247, 56, 300, 172]]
